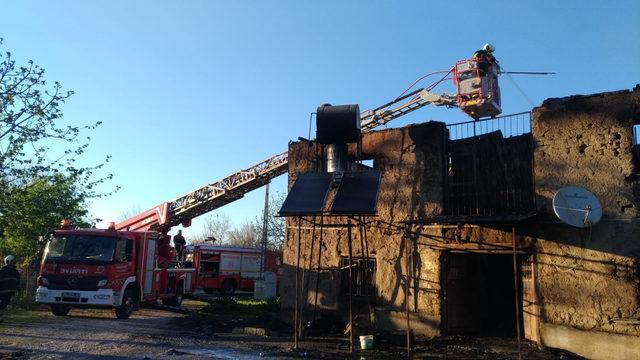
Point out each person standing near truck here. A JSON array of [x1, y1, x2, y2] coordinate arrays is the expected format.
[[173, 230, 186, 261], [0, 255, 20, 321]]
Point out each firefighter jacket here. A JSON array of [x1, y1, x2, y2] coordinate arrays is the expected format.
[[0, 265, 20, 294]]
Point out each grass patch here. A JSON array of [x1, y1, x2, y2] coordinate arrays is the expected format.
[[180, 298, 209, 311], [176, 297, 290, 333], [11, 291, 39, 310], [200, 297, 280, 318]]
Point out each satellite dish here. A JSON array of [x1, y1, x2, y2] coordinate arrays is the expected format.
[[552, 186, 602, 228]]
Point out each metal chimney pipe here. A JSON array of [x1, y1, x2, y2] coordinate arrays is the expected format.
[[326, 143, 348, 173]]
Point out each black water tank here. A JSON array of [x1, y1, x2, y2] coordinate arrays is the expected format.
[[316, 104, 361, 144]]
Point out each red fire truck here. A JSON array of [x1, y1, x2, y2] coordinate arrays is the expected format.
[[189, 245, 282, 296], [35, 223, 194, 319]]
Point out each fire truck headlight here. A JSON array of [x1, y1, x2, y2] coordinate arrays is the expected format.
[[97, 280, 108, 287]]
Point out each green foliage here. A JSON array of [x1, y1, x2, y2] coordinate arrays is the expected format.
[[0, 38, 116, 193], [200, 297, 280, 317], [0, 173, 93, 262], [0, 39, 111, 188], [10, 262, 39, 310], [0, 38, 114, 265]]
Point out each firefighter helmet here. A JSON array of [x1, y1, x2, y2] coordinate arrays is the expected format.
[[483, 43, 495, 53], [4, 255, 16, 265]]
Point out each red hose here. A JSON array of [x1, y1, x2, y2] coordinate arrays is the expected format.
[[394, 70, 452, 100]]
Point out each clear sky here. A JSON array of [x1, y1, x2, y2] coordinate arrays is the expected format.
[[3, 1, 639, 238]]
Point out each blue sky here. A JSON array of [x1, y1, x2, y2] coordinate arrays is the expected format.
[[3, 1, 639, 238]]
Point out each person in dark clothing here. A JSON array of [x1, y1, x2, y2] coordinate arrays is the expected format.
[[173, 230, 186, 261], [0, 255, 20, 316], [473, 43, 496, 76]]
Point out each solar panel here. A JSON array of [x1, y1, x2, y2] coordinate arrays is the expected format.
[[278, 172, 333, 216], [330, 171, 381, 215]]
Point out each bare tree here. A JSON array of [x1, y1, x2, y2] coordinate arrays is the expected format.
[[117, 206, 143, 222], [253, 190, 286, 250], [177, 190, 285, 249], [190, 213, 232, 245], [228, 220, 260, 247]]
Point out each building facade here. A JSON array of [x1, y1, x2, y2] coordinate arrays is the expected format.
[[280, 86, 640, 359]]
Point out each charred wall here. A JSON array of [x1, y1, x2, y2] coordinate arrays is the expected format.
[[446, 131, 535, 217], [529, 87, 640, 358], [280, 122, 448, 336], [279, 86, 640, 358], [534, 88, 640, 219]]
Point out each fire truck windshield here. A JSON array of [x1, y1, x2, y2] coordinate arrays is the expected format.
[[43, 235, 117, 264]]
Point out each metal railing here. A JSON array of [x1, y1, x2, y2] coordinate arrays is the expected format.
[[444, 112, 535, 218], [447, 111, 532, 140]]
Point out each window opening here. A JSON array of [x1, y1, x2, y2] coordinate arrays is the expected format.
[[341, 257, 376, 297]]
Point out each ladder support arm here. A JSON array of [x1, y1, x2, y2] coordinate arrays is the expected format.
[[118, 88, 455, 231]]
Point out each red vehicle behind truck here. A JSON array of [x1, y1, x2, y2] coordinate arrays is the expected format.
[[189, 245, 282, 296], [35, 223, 194, 319]]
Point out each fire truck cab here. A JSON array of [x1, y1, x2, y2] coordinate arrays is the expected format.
[[35, 226, 194, 319], [453, 58, 502, 119]]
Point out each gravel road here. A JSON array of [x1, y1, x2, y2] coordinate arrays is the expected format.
[[0, 307, 267, 360], [0, 306, 583, 360]]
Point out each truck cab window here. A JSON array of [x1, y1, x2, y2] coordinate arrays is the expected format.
[[116, 238, 133, 262], [199, 253, 220, 276], [43, 235, 117, 263]]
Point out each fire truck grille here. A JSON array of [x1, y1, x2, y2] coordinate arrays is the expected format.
[[47, 275, 107, 291]]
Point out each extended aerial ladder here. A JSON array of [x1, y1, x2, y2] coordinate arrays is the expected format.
[[115, 88, 456, 232]]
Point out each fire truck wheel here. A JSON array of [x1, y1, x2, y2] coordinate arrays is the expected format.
[[115, 288, 136, 319], [50, 305, 70, 316], [220, 279, 236, 296]]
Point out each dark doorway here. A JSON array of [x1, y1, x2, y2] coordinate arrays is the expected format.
[[442, 252, 524, 337]]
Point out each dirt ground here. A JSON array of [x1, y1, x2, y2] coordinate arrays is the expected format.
[[0, 303, 583, 360]]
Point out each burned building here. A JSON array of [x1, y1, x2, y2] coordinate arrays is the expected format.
[[280, 86, 640, 360]]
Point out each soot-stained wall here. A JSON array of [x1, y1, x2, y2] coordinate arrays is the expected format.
[[280, 86, 640, 359], [529, 87, 640, 359], [281, 121, 448, 337]]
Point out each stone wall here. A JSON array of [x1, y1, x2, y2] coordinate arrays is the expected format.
[[530, 87, 640, 357], [533, 88, 640, 219]]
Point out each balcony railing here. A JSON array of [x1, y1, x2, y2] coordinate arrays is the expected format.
[[444, 112, 535, 219]]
